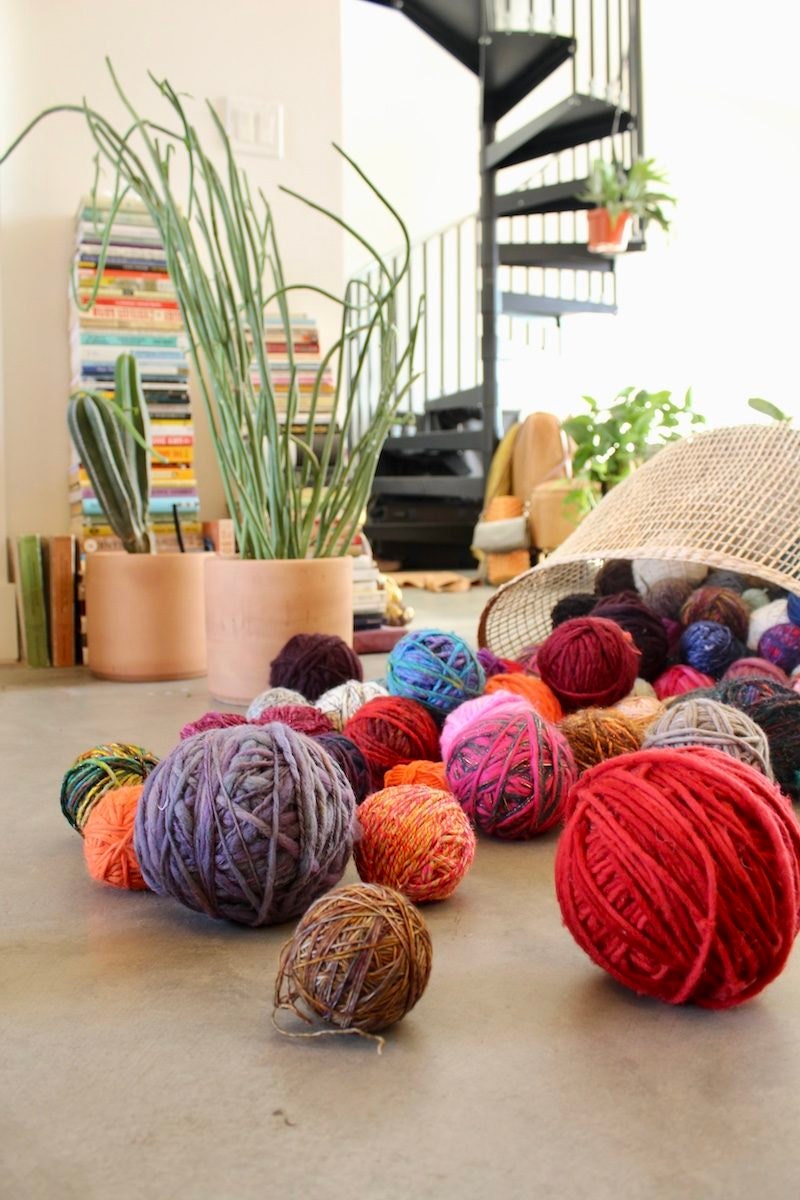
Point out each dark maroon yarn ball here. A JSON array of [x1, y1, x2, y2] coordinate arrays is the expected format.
[[551, 593, 598, 629], [315, 731, 371, 804], [590, 598, 668, 682], [537, 617, 640, 711], [593, 590, 648, 611], [254, 705, 334, 736], [594, 559, 636, 596], [270, 633, 363, 701]]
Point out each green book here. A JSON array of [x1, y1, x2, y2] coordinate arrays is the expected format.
[[15, 535, 50, 667]]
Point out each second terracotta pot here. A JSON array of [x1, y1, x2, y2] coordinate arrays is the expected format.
[[587, 207, 631, 253], [205, 555, 354, 705]]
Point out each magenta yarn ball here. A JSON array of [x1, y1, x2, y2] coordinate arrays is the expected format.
[[254, 705, 334, 737], [758, 624, 800, 674], [445, 708, 577, 839], [270, 633, 363, 701], [653, 665, 716, 700], [440, 690, 531, 764], [180, 711, 247, 740]]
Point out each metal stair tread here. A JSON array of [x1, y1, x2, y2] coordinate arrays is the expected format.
[[495, 179, 592, 217], [498, 242, 615, 271], [372, 475, 485, 498], [383, 429, 485, 452], [484, 95, 634, 171], [424, 385, 483, 414], [501, 291, 618, 317]]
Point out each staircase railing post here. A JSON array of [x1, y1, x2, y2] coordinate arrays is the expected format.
[[628, 0, 644, 158]]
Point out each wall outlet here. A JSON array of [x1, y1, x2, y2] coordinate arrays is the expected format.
[[217, 98, 284, 159]]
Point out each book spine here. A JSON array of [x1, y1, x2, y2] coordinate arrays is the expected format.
[[15, 535, 50, 667], [46, 536, 77, 667]]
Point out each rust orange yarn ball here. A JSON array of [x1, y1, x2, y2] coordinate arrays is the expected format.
[[559, 708, 642, 773], [83, 784, 148, 891], [354, 785, 476, 903], [384, 760, 448, 790], [485, 672, 563, 722]]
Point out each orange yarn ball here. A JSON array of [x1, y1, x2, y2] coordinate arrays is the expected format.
[[384, 760, 448, 790], [354, 785, 476, 903], [485, 672, 563, 722], [83, 784, 148, 891]]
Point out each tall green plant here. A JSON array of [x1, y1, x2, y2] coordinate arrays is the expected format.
[[2, 61, 421, 560]]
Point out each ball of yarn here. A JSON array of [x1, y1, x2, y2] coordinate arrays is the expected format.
[[83, 784, 147, 891], [315, 679, 388, 732], [642, 696, 772, 776], [440, 689, 531, 762], [748, 694, 800, 801], [315, 732, 371, 804], [134, 724, 355, 926], [748, 598, 789, 650], [723, 656, 789, 684], [594, 558, 636, 596], [274, 883, 432, 1039], [590, 597, 668, 682], [446, 708, 576, 839], [180, 711, 246, 740], [715, 676, 796, 712], [558, 709, 641, 773], [345, 697, 440, 791], [556, 747, 800, 1007], [270, 633, 363, 701], [254, 705, 334, 737], [788, 593, 800, 627], [61, 743, 159, 834], [681, 587, 750, 642], [476, 646, 523, 678], [642, 578, 696, 619], [514, 643, 542, 673], [537, 617, 639, 712], [551, 593, 598, 628], [386, 628, 484, 717], [354, 785, 476, 902], [628, 677, 657, 698], [610, 694, 665, 738], [633, 558, 708, 593], [384, 760, 448, 789], [680, 621, 746, 677], [742, 587, 771, 612], [246, 687, 309, 721], [704, 569, 746, 592], [483, 672, 562, 722], [653, 664, 715, 700], [758, 624, 800, 674]]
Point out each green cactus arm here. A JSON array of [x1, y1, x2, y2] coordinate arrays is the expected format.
[[115, 352, 152, 518]]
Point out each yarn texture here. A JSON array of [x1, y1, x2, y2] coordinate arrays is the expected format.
[[180, 711, 246, 740], [748, 694, 800, 801], [384, 760, 448, 790], [556, 747, 800, 1008], [642, 578, 695, 619], [386, 628, 484, 717], [255, 705, 334, 737], [715, 676, 796, 712], [559, 708, 641, 773], [354, 785, 476, 902], [537, 617, 639, 711], [723, 656, 789, 684], [551, 593, 598, 628], [758, 624, 800, 674], [704, 569, 747, 593], [61, 743, 159, 834], [476, 647, 523, 678], [591, 596, 668, 681], [653, 664, 715, 700], [610, 694, 665, 738], [594, 559, 636, 596], [681, 586, 750, 641], [680, 620, 745, 677], [440, 689, 530, 762], [642, 696, 773, 776], [742, 587, 771, 612], [315, 732, 371, 804], [316, 679, 388, 732], [134, 724, 355, 926], [83, 784, 147, 891], [345, 696, 440, 790], [788, 593, 800, 626], [484, 673, 562, 723], [270, 633, 363, 701], [633, 558, 707, 593], [247, 687, 309, 721], [748, 599, 789, 650]]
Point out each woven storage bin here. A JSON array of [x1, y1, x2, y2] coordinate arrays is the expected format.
[[479, 424, 800, 657]]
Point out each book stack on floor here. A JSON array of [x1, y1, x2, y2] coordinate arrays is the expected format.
[[261, 315, 341, 467], [351, 545, 387, 633], [69, 195, 203, 552], [11, 535, 80, 667]]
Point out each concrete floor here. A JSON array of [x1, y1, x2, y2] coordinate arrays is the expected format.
[[3, 585, 800, 1199]]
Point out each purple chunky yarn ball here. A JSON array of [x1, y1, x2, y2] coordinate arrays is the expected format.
[[270, 633, 363, 701], [758, 624, 800, 674], [134, 724, 355, 927]]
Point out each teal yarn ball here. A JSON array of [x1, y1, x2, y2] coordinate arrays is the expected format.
[[386, 629, 485, 718]]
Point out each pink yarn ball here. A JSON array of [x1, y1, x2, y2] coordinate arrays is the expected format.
[[653, 665, 715, 701], [515, 644, 541, 674], [180, 711, 246, 740], [440, 690, 531, 764], [723, 657, 789, 685], [758, 624, 800, 674]]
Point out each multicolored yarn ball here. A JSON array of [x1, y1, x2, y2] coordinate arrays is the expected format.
[[611, 694, 665, 738], [354, 785, 476, 903], [551, 593, 598, 628], [681, 586, 750, 642], [476, 646, 523, 678], [590, 597, 668, 682], [484, 672, 563, 723], [558, 708, 641, 773], [556, 747, 800, 1008], [315, 679, 388, 732], [747, 599, 789, 650], [723, 656, 789, 685], [180, 711, 246, 740], [704, 569, 747, 593], [536, 617, 639, 712], [246, 687, 310, 721], [344, 696, 441, 791], [748, 694, 800, 801], [715, 676, 796, 712], [83, 784, 147, 891], [788, 593, 800, 627], [315, 732, 371, 804], [61, 743, 160, 834], [384, 760, 448, 790], [255, 705, 334, 737], [386, 628, 484, 718], [642, 696, 773, 777], [273, 883, 432, 1042], [594, 558, 636, 596], [134, 724, 355, 927], [446, 708, 577, 839], [270, 633, 363, 701], [633, 558, 707, 593], [758, 624, 800, 674], [440, 689, 531, 762], [642, 578, 696, 619], [680, 621, 746, 678], [653, 664, 715, 701]]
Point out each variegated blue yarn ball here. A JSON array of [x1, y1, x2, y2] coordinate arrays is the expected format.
[[386, 629, 485, 719], [680, 620, 746, 678], [788, 593, 800, 627]]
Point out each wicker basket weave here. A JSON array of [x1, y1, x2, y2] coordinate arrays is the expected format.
[[479, 424, 800, 657]]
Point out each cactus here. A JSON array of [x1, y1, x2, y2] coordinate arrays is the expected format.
[[68, 353, 153, 553]]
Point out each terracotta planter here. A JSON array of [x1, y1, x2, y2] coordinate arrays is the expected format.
[[85, 552, 208, 681], [587, 208, 632, 254], [205, 556, 354, 705]]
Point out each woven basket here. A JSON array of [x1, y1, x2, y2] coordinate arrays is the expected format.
[[479, 424, 800, 657]]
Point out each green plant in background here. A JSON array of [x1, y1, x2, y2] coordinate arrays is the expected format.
[[3, 61, 421, 560], [748, 398, 793, 423], [581, 158, 676, 231], [68, 353, 154, 554]]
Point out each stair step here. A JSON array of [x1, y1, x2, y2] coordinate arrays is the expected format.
[[498, 242, 615, 272], [364, 520, 478, 545], [372, 475, 486, 499], [495, 179, 591, 218], [361, 0, 479, 73], [501, 292, 617, 318], [424, 384, 483, 414], [484, 95, 633, 171], [383, 429, 485, 452], [483, 33, 576, 122]]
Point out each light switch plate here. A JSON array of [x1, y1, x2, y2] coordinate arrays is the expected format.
[[216, 97, 284, 159]]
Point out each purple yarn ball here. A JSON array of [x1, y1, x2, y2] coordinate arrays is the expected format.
[[315, 731, 371, 804], [134, 724, 355, 926], [758, 624, 800, 674], [680, 620, 746, 678], [477, 647, 512, 679], [270, 633, 363, 701]]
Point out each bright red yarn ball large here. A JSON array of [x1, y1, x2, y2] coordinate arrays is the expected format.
[[344, 696, 440, 791], [536, 616, 639, 712], [556, 746, 800, 1008]]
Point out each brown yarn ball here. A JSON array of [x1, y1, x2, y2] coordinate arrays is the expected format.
[[274, 883, 432, 1041], [680, 587, 750, 642], [559, 708, 642, 773], [643, 578, 696, 619], [611, 694, 666, 738], [270, 633, 363, 701], [595, 559, 635, 596]]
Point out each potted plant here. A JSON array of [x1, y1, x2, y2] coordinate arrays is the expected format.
[[581, 157, 676, 253], [68, 353, 208, 681], [3, 63, 421, 703]]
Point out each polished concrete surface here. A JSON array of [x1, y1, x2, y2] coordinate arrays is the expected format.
[[3, 585, 800, 1199]]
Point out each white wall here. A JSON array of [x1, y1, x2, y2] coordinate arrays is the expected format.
[[0, 0, 344, 536]]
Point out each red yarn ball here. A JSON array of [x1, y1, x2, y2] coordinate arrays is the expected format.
[[445, 708, 577, 839], [590, 596, 668, 682], [723, 657, 789, 685], [536, 617, 640, 712], [270, 633, 363, 701], [653, 664, 715, 701], [556, 747, 800, 1008], [344, 696, 440, 791], [254, 705, 333, 736], [180, 711, 246, 740]]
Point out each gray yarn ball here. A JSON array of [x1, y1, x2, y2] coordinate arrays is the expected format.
[[246, 687, 310, 721], [642, 696, 773, 777]]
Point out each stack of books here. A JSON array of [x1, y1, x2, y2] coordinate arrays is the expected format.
[[68, 196, 203, 552], [260, 314, 337, 428], [351, 540, 387, 631], [11, 535, 80, 667]]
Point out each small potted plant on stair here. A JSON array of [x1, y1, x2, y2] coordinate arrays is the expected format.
[[581, 157, 676, 254], [68, 352, 207, 681]]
